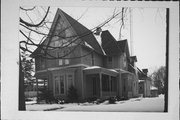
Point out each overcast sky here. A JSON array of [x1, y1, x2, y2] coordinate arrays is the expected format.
[[20, 7, 166, 74]]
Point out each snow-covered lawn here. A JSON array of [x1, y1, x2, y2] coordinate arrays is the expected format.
[[26, 95, 164, 112]]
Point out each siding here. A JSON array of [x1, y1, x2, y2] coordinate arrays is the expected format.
[[81, 46, 103, 67]]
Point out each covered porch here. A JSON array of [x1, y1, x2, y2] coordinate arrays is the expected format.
[[34, 71, 50, 98], [83, 66, 119, 99]]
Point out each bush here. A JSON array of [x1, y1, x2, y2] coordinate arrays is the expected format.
[[108, 97, 116, 104], [38, 88, 56, 104], [86, 97, 97, 103], [67, 86, 79, 103]]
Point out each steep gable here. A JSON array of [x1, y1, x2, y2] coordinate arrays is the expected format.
[[117, 40, 130, 57], [101, 30, 121, 56], [31, 8, 104, 57], [101, 30, 130, 57], [60, 9, 104, 55]]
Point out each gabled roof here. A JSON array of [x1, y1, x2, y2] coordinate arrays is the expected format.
[[117, 40, 130, 57], [101, 30, 122, 56], [31, 8, 104, 57], [117, 40, 127, 53], [130, 56, 137, 62], [101, 30, 130, 56], [137, 67, 148, 79], [60, 9, 104, 55]]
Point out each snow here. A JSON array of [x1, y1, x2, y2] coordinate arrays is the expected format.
[[26, 95, 164, 112], [150, 86, 158, 90], [94, 34, 107, 55], [139, 80, 145, 82], [84, 66, 118, 73], [84, 66, 101, 70], [109, 69, 118, 73], [84, 42, 94, 50]]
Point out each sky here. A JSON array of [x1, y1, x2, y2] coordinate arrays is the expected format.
[[20, 7, 166, 74]]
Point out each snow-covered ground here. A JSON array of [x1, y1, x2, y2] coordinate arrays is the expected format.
[[26, 95, 164, 112]]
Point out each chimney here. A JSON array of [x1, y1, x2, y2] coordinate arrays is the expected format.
[[94, 27, 102, 35], [142, 69, 148, 76]]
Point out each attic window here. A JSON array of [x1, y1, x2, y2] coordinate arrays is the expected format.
[[108, 57, 112, 62]]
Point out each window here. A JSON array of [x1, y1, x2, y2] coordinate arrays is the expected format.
[[60, 75, 65, 94], [108, 57, 112, 62], [111, 77, 117, 92], [67, 74, 73, 89], [59, 59, 63, 65], [54, 76, 59, 95], [54, 40, 60, 47], [65, 59, 69, 65], [40, 58, 45, 69], [102, 75, 110, 91]]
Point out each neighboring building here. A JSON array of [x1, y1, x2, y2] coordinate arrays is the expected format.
[[138, 69, 151, 97], [150, 86, 158, 97], [31, 8, 139, 101]]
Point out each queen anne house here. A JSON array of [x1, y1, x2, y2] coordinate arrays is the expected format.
[[30, 8, 139, 101]]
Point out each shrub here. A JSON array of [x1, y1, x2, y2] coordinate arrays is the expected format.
[[38, 88, 56, 104], [108, 97, 116, 104], [67, 86, 79, 103], [86, 97, 97, 103]]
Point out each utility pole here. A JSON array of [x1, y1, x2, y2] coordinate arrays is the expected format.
[[129, 8, 134, 56], [164, 8, 169, 112]]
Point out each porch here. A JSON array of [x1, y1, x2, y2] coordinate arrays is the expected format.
[[83, 66, 119, 99]]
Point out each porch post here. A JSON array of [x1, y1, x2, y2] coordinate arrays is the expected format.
[[99, 72, 102, 98], [109, 75, 111, 97], [36, 79, 39, 101], [44, 79, 46, 89]]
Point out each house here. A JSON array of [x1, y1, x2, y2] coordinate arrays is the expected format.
[[30, 8, 139, 101], [150, 86, 158, 97], [138, 69, 151, 97]]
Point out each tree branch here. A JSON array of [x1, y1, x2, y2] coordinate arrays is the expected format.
[[20, 7, 50, 27]]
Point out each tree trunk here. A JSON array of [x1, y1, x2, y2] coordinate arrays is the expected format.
[[19, 54, 26, 110]]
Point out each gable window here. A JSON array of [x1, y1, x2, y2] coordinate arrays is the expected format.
[[59, 59, 63, 65], [57, 52, 63, 66], [108, 57, 112, 62], [40, 58, 45, 69], [65, 59, 69, 65], [123, 53, 127, 68]]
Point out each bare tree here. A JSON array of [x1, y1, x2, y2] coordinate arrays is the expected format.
[[19, 7, 128, 59], [19, 6, 128, 110], [150, 66, 166, 94]]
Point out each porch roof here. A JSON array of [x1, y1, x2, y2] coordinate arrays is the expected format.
[[83, 66, 118, 77]]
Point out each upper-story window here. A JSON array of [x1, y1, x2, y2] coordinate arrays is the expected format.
[[59, 59, 63, 65], [57, 50, 70, 66], [108, 56, 112, 62], [65, 59, 69, 65], [123, 53, 127, 68], [40, 58, 45, 69]]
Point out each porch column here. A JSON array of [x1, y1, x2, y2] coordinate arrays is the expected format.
[[109, 75, 111, 97], [99, 72, 102, 98], [36, 79, 39, 100], [44, 79, 46, 89]]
